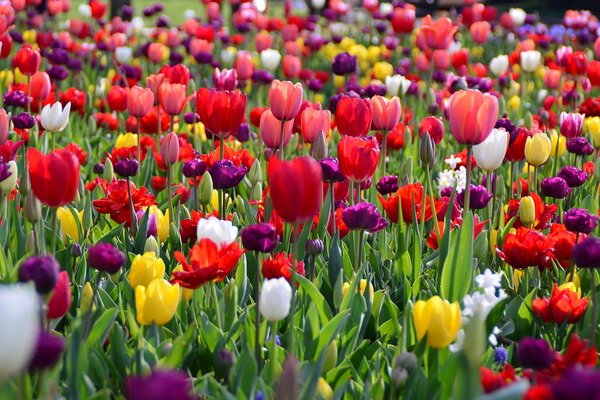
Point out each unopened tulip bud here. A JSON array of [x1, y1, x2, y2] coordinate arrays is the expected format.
[[595, 158, 600, 182], [161, 132, 180, 166], [24, 192, 41, 222], [144, 236, 159, 257], [251, 181, 263, 201], [399, 156, 412, 180], [168, 223, 181, 249], [70, 243, 82, 258], [79, 282, 95, 313], [311, 131, 328, 160], [419, 132, 435, 170], [396, 352, 418, 371], [391, 368, 409, 389], [103, 158, 114, 182], [306, 239, 324, 256], [247, 159, 262, 185], [1, 160, 17, 194], [25, 231, 36, 254], [519, 196, 536, 228], [322, 341, 338, 373], [199, 172, 213, 206]]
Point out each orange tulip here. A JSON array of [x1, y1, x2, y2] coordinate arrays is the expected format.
[[448, 89, 498, 145], [127, 86, 154, 118], [268, 80, 303, 121], [159, 82, 187, 116]]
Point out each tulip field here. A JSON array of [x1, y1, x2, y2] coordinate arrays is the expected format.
[[3, 0, 600, 399]]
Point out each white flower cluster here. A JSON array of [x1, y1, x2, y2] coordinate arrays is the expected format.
[[450, 269, 507, 352], [437, 156, 467, 195]]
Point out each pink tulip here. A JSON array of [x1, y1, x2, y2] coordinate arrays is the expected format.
[[544, 68, 562, 90], [470, 21, 490, 45], [282, 55, 301, 79], [419, 16, 457, 50], [594, 37, 600, 60], [448, 89, 499, 145], [213, 68, 237, 91], [371, 96, 401, 131], [268, 80, 303, 121], [0, 108, 8, 144], [235, 51, 254, 81], [30, 71, 51, 99], [159, 82, 187, 116], [301, 107, 331, 144], [127, 86, 154, 118], [147, 43, 166, 63], [281, 24, 299, 42], [146, 73, 165, 100], [161, 132, 180, 166], [433, 50, 450, 70], [255, 31, 273, 53], [260, 109, 293, 149], [415, 54, 430, 72]]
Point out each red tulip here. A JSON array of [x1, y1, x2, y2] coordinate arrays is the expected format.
[[566, 51, 587, 76], [196, 88, 247, 138], [587, 60, 600, 87], [146, 73, 165, 99], [235, 51, 254, 81], [0, 33, 12, 59], [419, 16, 457, 50], [379, 183, 439, 224], [544, 68, 562, 89], [260, 109, 293, 150], [268, 156, 323, 225], [159, 82, 187, 116], [338, 136, 380, 183], [371, 95, 401, 131], [47, 271, 71, 319], [0, 109, 8, 143], [282, 55, 301, 79], [127, 86, 154, 118], [301, 107, 331, 144], [335, 96, 373, 137], [161, 64, 191, 86], [268, 80, 303, 121], [419, 116, 445, 144], [532, 284, 587, 324], [13, 46, 41, 76], [496, 227, 552, 269], [29, 71, 51, 100], [107, 85, 128, 112], [470, 21, 490, 44], [390, 7, 415, 34], [448, 89, 498, 145], [28, 148, 80, 207]]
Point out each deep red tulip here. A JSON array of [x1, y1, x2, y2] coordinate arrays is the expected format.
[[107, 85, 128, 112], [390, 7, 415, 34], [335, 96, 373, 137], [268, 156, 323, 225], [448, 89, 498, 145], [13, 46, 41, 76], [587, 60, 600, 87], [338, 136, 380, 183], [196, 88, 247, 138], [47, 271, 71, 320], [419, 116, 445, 145], [28, 148, 80, 207]]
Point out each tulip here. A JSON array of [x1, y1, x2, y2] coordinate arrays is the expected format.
[[128, 252, 166, 289], [558, 166, 588, 187], [371, 95, 401, 131], [159, 83, 187, 116], [341, 202, 387, 233], [209, 159, 247, 190], [282, 55, 301, 79], [13, 46, 41, 76], [385, 74, 411, 97], [0, 108, 8, 143], [196, 217, 238, 248], [196, 88, 247, 138], [518, 196, 536, 228], [260, 49, 281, 72], [114, 158, 139, 178], [40, 102, 71, 132], [509, 8, 526, 26], [260, 109, 293, 149], [544, 68, 562, 89], [473, 128, 509, 171], [470, 21, 490, 44], [335, 96, 373, 137], [28, 148, 80, 207], [540, 177, 570, 199], [573, 237, 600, 269], [268, 156, 323, 225], [161, 132, 180, 166], [564, 208, 599, 234], [241, 223, 278, 253], [489, 55, 509, 76], [88, 242, 126, 275], [458, 185, 492, 210], [0, 284, 40, 379], [107, 86, 128, 112], [135, 279, 180, 325], [268, 80, 303, 121], [28, 331, 65, 371], [338, 136, 380, 183], [259, 277, 292, 322], [300, 107, 330, 144], [115, 46, 132, 64], [46, 271, 71, 320], [419, 116, 445, 145], [549, 131, 566, 157], [125, 369, 195, 400], [332, 52, 358, 76], [559, 112, 584, 138], [19, 255, 60, 294], [520, 50, 541, 73], [234, 51, 254, 81], [146, 73, 165, 98], [213, 68, 237, 91], [29, 71, 51, 99], [517, 337, 554, 370], [413, 296, 461, 348], [0, 160, 17, 194], [56, 207, 83, 242], [524, 133, 552, 166], [376, 176, 399, 195], [448, 89, 499, 145], [419, 16, 457, 50], [127, 86, 154, 118]]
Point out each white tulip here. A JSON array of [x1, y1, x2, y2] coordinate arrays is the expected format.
[[259, 278, 292, 322], [379, 2, 393, 15], [115, 46, 132, 64], [0, 284, 40, 379], [95, 78, 108, 97], [196, 217, 238, 248], [78, 4, 91, 17], [473, 128, 509, 172], [221, 48, 236, 66], [311, 0, 326, 8], [385, 74, 411, 97], [183, 9, 197, 20], [520, 50, 541, 73], [509, 8, 526, 27], [489, 55, 509, 76], [40, 102, 71, 133], [0, 161, 17, 194], [132, 17, 145, 34], [260, 49, 282, 72]]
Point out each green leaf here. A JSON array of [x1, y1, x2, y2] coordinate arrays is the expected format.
[[87, 308, 118, 346], [160, 323, 196, 368], [441, 213, 474, 302], [230, 348, 257, 397], [316, 312, 349, 354], [296, 274, 333, 325]]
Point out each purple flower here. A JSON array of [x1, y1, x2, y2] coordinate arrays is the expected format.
[[564, 208, 599, 234], [47, 65, 69, 82], [12, 112, 36, 129], [93, 163, 105, 175], [114, 158, 139, 178], [566, 137, 594, 156], [209, 159, 247, 190], [552, 367, 600, 400], [3, 90, 29, 107], [88, 242, 126, 274], [241, 223, 279, 253], [136, 210, 158, 238], [494, 347, 508, 365], [252, 70, 274, 85], [517, 337, 555, 370], [559, 112, 584, 138], [541, 177, 571, 199], [183, 112, 200, 125], [236, 123, 250, 143], [332, 52, 357, 76], [306, 239, 324, 255], [29, 331, 65, 370], [125, 369, 194, 400], [121, 5, 133, 20], [319, 157, 345, 183], [573, 237, 600, 269], [342, 202, 387, 233], [18, 255, 60, 294], [0, 162, 11, 182], [376, 175, 399, 195], [182, 158, 205, 178], [558, 166, 588, 187], [458, 185, 492, 209]]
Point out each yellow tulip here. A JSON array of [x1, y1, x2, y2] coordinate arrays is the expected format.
[[549, 130, 566, 157], [413, 296, 461, 349], [57, 207, 83, 242], [316, 378, 333, 400], [135, 279, 180, 325], [471, 46, 484, 59], [367, 46, 382, 64], [519, 196, 536, 228], [558, 282, 580, 296], [0, 70, 13, 87], [342, 279, 374, 299], [507, 95, 521, 111], [23, 30, 36, 44], [513, 269, 524, 292], [524, 133, 551, 166], [565, 270, 581, 295], [14, 68, 27, 84], [211, 189, 232, 211], [334, 75, 345, 88], [489, 229, 498, 255], [115, 133, 138, 149], [173, 265, 193, 301], [128, 252, 166, 289], [80, 282, 95, 312], [585, 116, 600, 150], [340, 38, 356, 51], [314, 93, 325, 105]]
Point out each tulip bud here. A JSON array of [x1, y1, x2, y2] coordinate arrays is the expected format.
[[251, 181, 263, 201], [19, 171, 28, 197], [168, 223, 182, 249], [519, 196, 536, 228], [595, 158, 600, 182], [311, 131, 328, 160], [144, 236, 160, 257], [495, 175, 506, 197], [24, 192, 41, 222], [25, 231, 36, 254], [322, 341, 338, 373], [391, 368, 409, 389], [399, 156, 412, 181], [524, 133, 552, 166], [306, 239, 324, 256], [396, 352, 418, 371], [79, 282, 95, 313], [0, 160, 17, 194], [419, 132, 435, 170], [161, 132, 180, 166], [103, 158, 114, 182], [247, 159, 262, 185], [199, 172, 213, 206], [70, 243, 82, 258]]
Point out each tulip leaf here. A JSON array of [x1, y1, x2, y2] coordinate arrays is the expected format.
[[160, 323, 196, 368], [87, 307, 118, 346], [296, 274, 333, 324], [133, 209, 150, 253], [316, 312, 349, 355], [328, 233, 342, 291], [441, 213, 474, 302], [230, 348, 257, 397]]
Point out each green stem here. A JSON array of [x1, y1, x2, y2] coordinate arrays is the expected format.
[[463, 145, 473, 215], [212, 283, 222, 330], [126, 177, 138, 236], [255, 252, 261, 369], [167, 165, 174, 225], [278, 119, 286, 160], [50, 207, 57, 254]]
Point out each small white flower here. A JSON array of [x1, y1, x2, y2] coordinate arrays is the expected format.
[[475, 269, 503, 291], [444, 155, 462, 169], [196, 217, 238, 248], [40, 102, 71, 133], [115, 46, 132, 64], [259, 278, 292, 322], [260, 49, 282, 72]]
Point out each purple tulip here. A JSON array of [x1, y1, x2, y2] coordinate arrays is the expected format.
[[558, 166, 588, 187], [18, 255, 60, 294], [114, 158, 139, 178], [517, 337, 555, 370], [564, 208, 599, 234], [126, 369, 194, 400], [573, 237, 600, 269], [29, 331, 66, 370], [552, 367, 600, 400], [209, 159, 247, 190], [88, 242, 126, 275], [319, 157, 345, 183], [241, 223, 279, 253], [541, 177, 571, 199], [332, 52, 357, 76], [12, 112, 36, 129], [376, 176, 399, 196], [566, 137, 594, 156], [458, 185, 492, 209], [182, 158, 206, 178], [342, 202, 387, 233]]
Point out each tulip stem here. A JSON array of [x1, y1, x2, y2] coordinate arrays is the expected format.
[[166, 165, 174, 226], [463, 145, 473, 216], [329, 183, 336, 238], [255, 251, 262, 369], [592, 271, 597, 346], [126, 177, 137, 236], [380, 129, 388, 177], [136, 117, 141, 165], [268, 321, 278, 381], [278, 119, 285, 160], [50, 207, 57, 254], [83, 274, 100, 340], [211, 283, 222, 330]]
